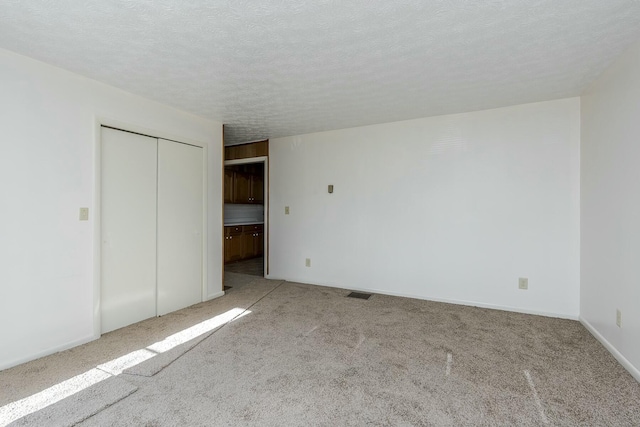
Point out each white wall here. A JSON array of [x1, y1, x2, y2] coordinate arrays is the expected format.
[[270, 98, 581, 318], [581, 40, 640, 381], [0, 48, 223, 370]]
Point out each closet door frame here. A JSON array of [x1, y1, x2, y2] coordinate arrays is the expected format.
[[93, 117, 209, 338]]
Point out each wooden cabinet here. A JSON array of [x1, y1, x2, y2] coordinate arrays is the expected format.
[[241, 229, 254, 259], [255, 230, 264, 256], [224, 226, 243, 263], [224, 169, 234, 203], [224, 169, 264, 204], [224, 140, 268, 161], [242, 224, 264, 258], [225, 224, 263, 264], [250, 175, 263, 204], [233, 172, 251, 203]]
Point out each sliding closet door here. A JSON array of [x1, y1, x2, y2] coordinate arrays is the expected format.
[[101, 127, 157, 333], [156, 139, 204, 316]]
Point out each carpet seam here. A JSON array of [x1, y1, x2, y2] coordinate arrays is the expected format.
[[74, 282, 287, 423], [122, 280, 286, 378], [70, 385, 138, 427]]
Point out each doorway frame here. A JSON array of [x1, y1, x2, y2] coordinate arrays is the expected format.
[[93, 117, 209, 339], [223, 156, 269, 278]]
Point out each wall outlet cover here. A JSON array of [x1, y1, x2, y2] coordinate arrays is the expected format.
[[616, 309, 622, 327], [518, 277, 528, 290], [285, 206, 290, 215], [305, 258, 311, 267]]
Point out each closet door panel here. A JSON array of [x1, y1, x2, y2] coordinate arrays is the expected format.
[[101, 127, 157, 333], [157, 139, 203, 316]]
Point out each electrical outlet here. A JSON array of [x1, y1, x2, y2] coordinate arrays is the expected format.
[[79, 207, 89, 221], [305, 258, 311, 267], [285, 206, 290, 215], [518, 277, 528, 290], [616, 309, 622, 327]]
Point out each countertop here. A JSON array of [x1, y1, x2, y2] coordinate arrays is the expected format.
[[224, 221, 264, 226]]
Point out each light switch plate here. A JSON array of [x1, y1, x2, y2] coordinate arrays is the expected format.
[[328, 184, 334, 193], [79, 207, 89, 221]]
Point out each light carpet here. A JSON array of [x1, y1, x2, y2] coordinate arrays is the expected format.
[[3, 275, 640, 426], [9, 377, 136, 427]]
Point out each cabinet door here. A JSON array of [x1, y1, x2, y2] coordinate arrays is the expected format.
[[234, 172, 251, 203], [228, 234, 243, 262], [224, 140, 268, 161], [224, 228, 231, 263], [251, 175, 264, 204], [224, 169, 234, 203], [156, 139, 203, 316], [241, 231, 254, 259], [255, 232, 264, 256]]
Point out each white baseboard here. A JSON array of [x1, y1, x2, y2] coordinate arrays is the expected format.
[[580, 316, 640, 383], [206, 290, 225, 301], [276, 276, 579, 320], [373, 288, 578, 320], [0, 334, 97, 372]]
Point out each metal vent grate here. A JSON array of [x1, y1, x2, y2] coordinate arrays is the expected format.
[[347, 292, 372, 300]]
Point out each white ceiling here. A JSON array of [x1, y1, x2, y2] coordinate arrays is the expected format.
[[1, 1, 640, 144]]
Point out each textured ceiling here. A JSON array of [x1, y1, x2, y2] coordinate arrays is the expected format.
[[1, 1, 640, 144]]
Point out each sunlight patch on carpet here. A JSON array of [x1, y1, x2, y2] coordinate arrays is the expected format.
[[0, 368, 110, 425], [147, 308, 248, 353], [0, 307, 251, 425]]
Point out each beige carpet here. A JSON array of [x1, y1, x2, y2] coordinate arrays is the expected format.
[[2, 274, 640, 426]]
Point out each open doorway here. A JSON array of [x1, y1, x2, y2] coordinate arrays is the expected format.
[[223, 156, 268, 281]]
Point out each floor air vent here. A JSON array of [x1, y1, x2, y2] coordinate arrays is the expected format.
[[347, 292, 372, 300]]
